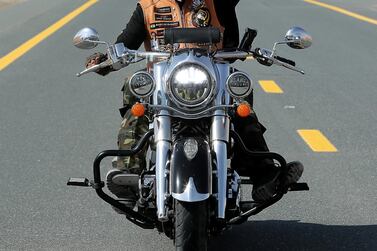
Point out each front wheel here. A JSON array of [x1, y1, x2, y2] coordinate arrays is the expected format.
[[174, 200, 208, 251]]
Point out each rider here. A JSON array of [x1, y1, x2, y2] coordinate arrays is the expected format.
[[86, 0, 304, 203]]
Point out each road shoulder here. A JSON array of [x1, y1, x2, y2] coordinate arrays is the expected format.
[[0, 0, 26, 10]]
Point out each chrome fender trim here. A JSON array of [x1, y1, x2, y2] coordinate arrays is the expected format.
[[172, 177, 210, 202]]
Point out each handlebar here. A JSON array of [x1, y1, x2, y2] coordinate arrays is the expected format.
[[76, 43, 305, 77]]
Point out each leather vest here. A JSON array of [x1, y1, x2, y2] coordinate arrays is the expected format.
[[138, 0, 224, 51]]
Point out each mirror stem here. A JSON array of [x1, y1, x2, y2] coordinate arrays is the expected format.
[[272, 41, 289, 56], [272, 38, 300, 56], [86, 40, 110, 48]]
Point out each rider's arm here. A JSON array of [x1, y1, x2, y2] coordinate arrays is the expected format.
[[115, 4, 146, 50], [215, 0, 240, 49], [86, 4, 146, 75]]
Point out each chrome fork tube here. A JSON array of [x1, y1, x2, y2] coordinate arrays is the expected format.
[[211, 113, 230, 219], [154, 114, 171, 221]]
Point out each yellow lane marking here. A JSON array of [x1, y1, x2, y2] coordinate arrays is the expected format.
[[304, 0, 377, 26], [258, 80, 284, 94], [297, 129, 338, 152], [0, 0, 99, 71]]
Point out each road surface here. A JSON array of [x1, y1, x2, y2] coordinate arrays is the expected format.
[[0, 0, 376, 250]]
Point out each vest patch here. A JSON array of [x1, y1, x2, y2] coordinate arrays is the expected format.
[[151, 30, 165, 39], [192, 8, 211, 27], [155, 14, 173, 21], [154, 6, 171, 13], [150, 22, 180, 30], [155, 29, 165, 37]]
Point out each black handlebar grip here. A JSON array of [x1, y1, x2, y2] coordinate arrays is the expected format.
[[275, 56, 296, 67]]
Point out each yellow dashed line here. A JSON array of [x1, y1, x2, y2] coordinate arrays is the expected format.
[[0, 0, 99, 71], [304, 0, 377, 26], [258, 80, 284, 94], [297, 129, 338, 152]]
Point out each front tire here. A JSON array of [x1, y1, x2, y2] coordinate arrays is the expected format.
[[175, 200, 208, 251]]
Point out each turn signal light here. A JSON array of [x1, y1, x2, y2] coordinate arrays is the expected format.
[[236, 103, 252, 118], [131, 103, 145, 117]]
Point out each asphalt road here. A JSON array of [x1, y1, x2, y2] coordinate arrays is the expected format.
[[0, 0, 376, 250]]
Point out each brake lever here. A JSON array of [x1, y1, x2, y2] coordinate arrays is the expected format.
[[255, 48, 305, 74], [272, 58, 305, 74], [76, 60, 112, 77]]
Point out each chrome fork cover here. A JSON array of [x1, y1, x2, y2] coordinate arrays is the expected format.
[[154, 115, 171, 222]]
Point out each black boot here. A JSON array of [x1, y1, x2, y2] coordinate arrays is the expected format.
[[252, 161, 304, 202], [251, 160, 280, 202]]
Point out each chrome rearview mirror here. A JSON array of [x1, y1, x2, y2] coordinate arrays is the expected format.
[[271, 26, 312, 56], [73, 27, 100, 49], [285, 27, 312, 49]]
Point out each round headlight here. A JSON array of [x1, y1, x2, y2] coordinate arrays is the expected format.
[[226, 72, 253, 98], [129, 71, 155, 98], [169, 63, 212, 107]]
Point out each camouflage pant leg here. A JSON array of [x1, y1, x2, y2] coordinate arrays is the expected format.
[[115, 78, 149, 174], [122, 76, 137, 108]]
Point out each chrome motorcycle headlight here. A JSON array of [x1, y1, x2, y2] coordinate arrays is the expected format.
[[129, 71, 155, 98], [169, 63, 212, 107], [226, 72, 253, 98]]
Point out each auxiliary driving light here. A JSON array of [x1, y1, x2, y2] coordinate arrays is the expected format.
[[129, 71, 155, 98], [226, 71, 253, 98]]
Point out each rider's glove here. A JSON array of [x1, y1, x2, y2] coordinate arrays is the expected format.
[[254, 48, 273, 67], [85, 52, 112, 76]]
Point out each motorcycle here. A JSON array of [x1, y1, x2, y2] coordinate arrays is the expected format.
[[68, 26, 312, 250]]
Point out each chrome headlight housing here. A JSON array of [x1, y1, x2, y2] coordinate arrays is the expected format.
[[129, 71, 155, 98], [226, 72, 253, 98], [169, 63, 213, 107]]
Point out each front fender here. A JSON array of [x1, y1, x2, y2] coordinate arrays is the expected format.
[[170, 137, 212, 202]]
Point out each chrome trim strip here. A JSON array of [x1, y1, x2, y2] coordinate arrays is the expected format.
[[148, 104, 233, 118], [172, 177, 210, 202]]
